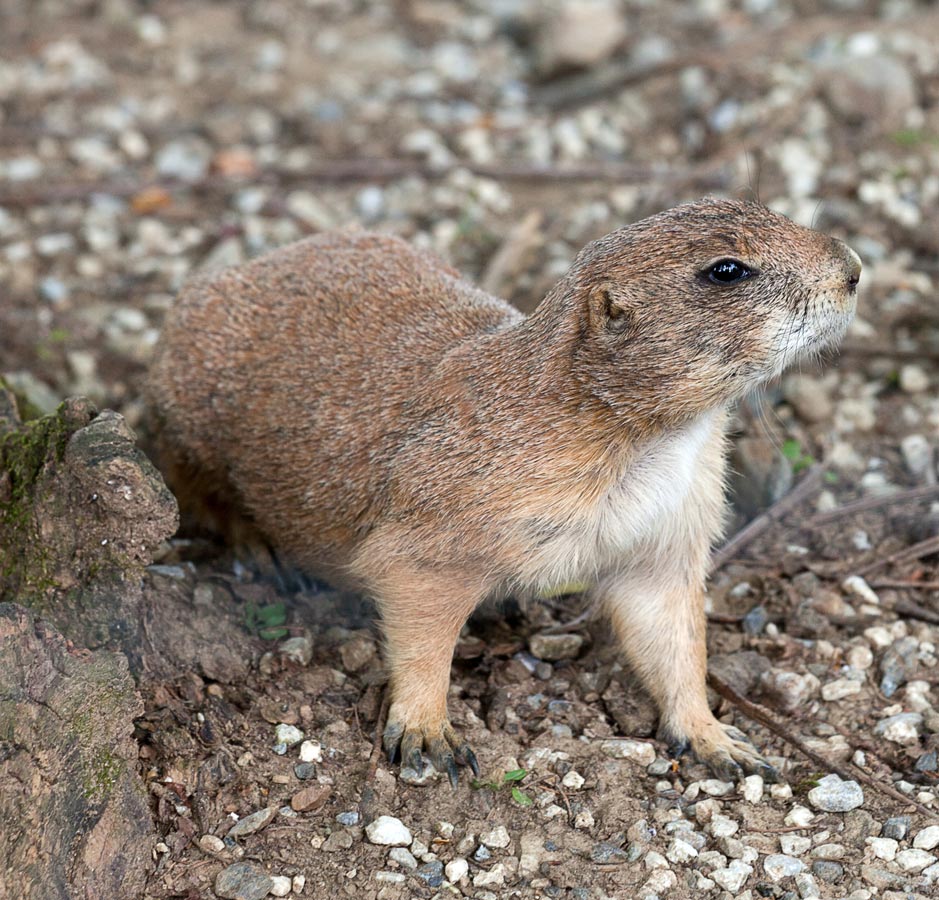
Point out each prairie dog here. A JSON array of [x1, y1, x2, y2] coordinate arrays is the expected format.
[[148, 198, 861, 784]]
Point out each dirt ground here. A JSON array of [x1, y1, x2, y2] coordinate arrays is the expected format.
[[3, 1, 939, 899]]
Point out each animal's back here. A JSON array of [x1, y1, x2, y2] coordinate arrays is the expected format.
[[148, 230, 522, 576]]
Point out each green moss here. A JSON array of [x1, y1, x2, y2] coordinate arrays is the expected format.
[[0, 401, 76, 597]]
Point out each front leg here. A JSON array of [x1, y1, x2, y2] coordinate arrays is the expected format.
[[599, 567, 778, 782], [368, 565, 486, 786]]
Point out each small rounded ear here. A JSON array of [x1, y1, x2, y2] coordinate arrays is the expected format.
[[589, 282, 635, 335]]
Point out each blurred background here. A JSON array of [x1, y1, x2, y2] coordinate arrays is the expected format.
[[1, 0, 938, 512]]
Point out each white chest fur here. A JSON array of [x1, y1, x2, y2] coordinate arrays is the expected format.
[[517, 412, 720, 592]]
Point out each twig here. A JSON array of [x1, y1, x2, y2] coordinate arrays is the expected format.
[[871, 579, 939, 591], [709, 466, 823, 573], [809, 485, 939, 526], [855, 534, 939, 578], [708, 672, 939, 822], [357, 689, 390, 826], [893, 598, 939, 627]]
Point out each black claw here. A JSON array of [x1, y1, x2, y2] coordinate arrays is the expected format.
[[462, 746, 480, 777], [446, 757, 460, 789], [382, 723, 403, 764], [666, 738, 690, 759], [758, 762, 781, 784], [406, 747, 424, 775]]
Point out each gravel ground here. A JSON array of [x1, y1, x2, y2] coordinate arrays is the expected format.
[[3, 1, 939, 899]]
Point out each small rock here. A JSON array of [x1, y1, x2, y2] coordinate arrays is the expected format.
[[529, 632, 584, 661], [868, 837, 898, 861], [481, 825, 511, 849], [879, 636, 920, 697], [821, 678, 862, 701], [760, 669, 820, 712], [785, 805, 814, 827], [644, 849, 668, 869], [847, 645, 874, 670], [841, 575, 880, 606], [155, 136, 212, 182], [445, 858, 469, 882], [214, 862, 274, 900], [322, 830, 353, 852], [708, 815, 739, 839], [274, 723, 304, 751], [743, 775, 763, 803], [199, 834, 225, 853], [710, 860, 752, 893], [294, 762, 316, 780], [811, 860, 844, 883], [642, 868, 678, 894], [374, 871, 406, 884], [599, 740, 655, 765], [279, 636, 313, 666], [914, 826, 939, 851], [535, 0, 627, 74], [764, 854, 805, 881], [895, 848, 937, 872], [562, 770, 585, 789], [228, 807, 277, 839], [591, 842, 629, 864], [699, 779, 735, 797], [813, 843, 846, 860], [901, 434, 934, 480], [882, 815, 911, 841], [795, 872, 820, 899], [339, 636, 376, 672], [899, 364, 929, 394], [336, 811, 359, 826], [472, 862, 506, 888], [291, 784, 330, 813], [874, 712, 922, 746], [365, 815, 412, 846], [780, 835, 811, 856], [784, 374, 833, 423], [807, 774, 864, 812], [269, 875, 292, 897], [292, 875, 306, 894], [666, 838, 698, 863], [388, 846, 417, 869], [416, 860, 444, 887], [299, 740, 322, 763]]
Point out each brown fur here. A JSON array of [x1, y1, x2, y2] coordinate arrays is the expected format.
[[147, 198, 861, 782]]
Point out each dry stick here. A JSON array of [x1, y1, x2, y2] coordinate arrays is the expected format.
[[708, 465, 824, 574], [855, 534, 939, 578], [357, 689, 391, 825], [708, 673, 939, 822], [893, 598, 939, 627], [810, 484, 939, 526], [871, 579, 939, 591]]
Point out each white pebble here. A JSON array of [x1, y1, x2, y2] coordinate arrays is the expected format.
[[821, 678, 861, 701], [896, 848, 937, 872], [445, 858, 468, 882], [292, 874, 306, 894], [847, 644, 873, 669], [914, 826, 939, 851], [480, 826, 510, 849], [299, 740, 322, 763], [785, 805, 815, 827], [269, 875, 292, 897], [841, 575, 880, 605], [710, 860, 752, 892], [708, 814, 739, 838], [764, 854, 805, 880], [742, 774, 764, 804], [666, 838, 698, 863], [900, 364, 929, 393], [867, 837, 898, 861], [599, 739, 656, 765], [780, 834, 811, 856], [770, 783, 793, 800], [389, 847, 418, 869], [699, 779, 735, 797], [561, 770, 585, 789], [365, 815, 412, 847]]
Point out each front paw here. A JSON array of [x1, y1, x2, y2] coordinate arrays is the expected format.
[[663, 720, 779, 783], [382, 703, 480, 788]]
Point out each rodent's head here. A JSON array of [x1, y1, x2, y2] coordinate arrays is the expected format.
[[560, 197, 860, 418]]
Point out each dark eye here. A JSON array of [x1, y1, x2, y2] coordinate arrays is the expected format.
[[706, 259, 753, 285]]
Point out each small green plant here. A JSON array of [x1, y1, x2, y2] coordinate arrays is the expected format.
[[471, 767, 533, 806], [244, 600, 288, 640], [781, 438, 815, 474]]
